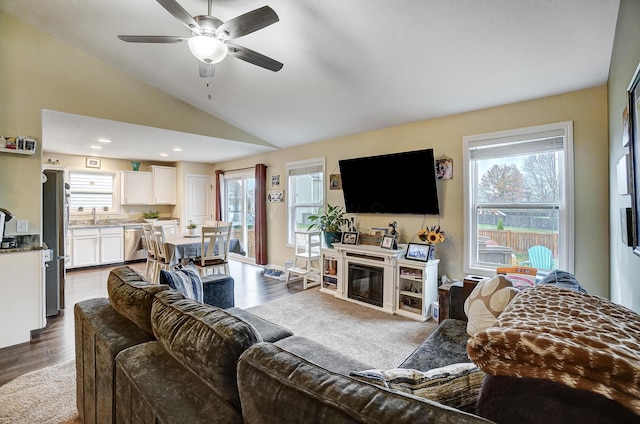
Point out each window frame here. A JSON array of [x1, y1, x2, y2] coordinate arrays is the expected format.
[[286, 157, 325, 247], [66, 168, 120, 216], [463, 121, 574, 276]]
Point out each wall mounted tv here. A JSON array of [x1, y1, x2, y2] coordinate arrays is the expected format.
[[338, 148, 440, 215]]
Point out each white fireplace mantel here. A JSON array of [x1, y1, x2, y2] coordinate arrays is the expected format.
[[331, 243, 405, 314]]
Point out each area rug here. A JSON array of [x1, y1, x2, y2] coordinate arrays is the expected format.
[[0, 359, 80, 424], [246, 288, 437, 369]]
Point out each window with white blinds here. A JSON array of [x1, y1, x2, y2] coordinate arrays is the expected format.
[[68, 170, 117, 213], [286, 158, 325, 246], [463, 122, 574, 276]]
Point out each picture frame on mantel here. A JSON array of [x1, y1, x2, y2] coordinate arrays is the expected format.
[[627, 62, 640, 254]]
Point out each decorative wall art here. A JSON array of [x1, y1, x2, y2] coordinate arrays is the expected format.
[[86, 158, 101, 169], [267, 190, 284, 202], [271, 175, 280, 186], [329, 174, 342, 190], [435, 157, 453, 180]]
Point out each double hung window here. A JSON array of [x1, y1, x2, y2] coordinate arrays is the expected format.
[[67, 170, 118, 214], [286, 158, 325, 246], [463, 121, 574, 275]]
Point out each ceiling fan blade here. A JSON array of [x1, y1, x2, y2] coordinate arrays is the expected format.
[[227, 43, 283, 72], [118, 35, 186, 43], [199, 63, 216, 78], [156, 0, 200, 32], [218, 6, 279, 39]]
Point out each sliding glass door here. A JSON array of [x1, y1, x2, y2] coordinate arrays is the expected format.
[[224, 173, 255, 259]]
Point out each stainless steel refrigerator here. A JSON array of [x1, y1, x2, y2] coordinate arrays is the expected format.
[[42, 169, 68, 316]]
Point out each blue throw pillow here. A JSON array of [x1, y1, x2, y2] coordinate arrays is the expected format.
[[160, 264, 203, 302], [537, 270, 587, 294]]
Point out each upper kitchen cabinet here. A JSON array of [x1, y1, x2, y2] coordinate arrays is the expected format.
[[151, 166, 176, 205], [121, 171, 152, 205], [121, 166, 176, 205]]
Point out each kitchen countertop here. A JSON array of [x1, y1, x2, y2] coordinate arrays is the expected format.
[[69, 223, 144, 229], [0, 246, 46, 254]]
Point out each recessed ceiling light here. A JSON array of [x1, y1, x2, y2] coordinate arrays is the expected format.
[[98, 138, 112, 143], [90, 145, 102, 149], [160, 153, 169, 157], [90, 153, 101, 157], [173, 148, 183, 152]]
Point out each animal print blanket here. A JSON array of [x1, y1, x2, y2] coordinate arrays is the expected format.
[[467, 285, 640, 415]]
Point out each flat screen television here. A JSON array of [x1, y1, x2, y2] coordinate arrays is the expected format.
[[338, 148, 440, 215]]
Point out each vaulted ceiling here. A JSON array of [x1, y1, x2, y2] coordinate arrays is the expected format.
[[0, 0, 620, 162]]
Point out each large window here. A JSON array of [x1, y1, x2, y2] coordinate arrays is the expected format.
[[287, 158, 325, 246], [67, 170, 118, 215], [463, 122, 574, 276]]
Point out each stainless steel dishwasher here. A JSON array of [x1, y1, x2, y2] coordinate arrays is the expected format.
[[124, 226, 147, 261]]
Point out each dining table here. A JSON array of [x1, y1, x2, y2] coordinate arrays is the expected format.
[[163, 233, 247, 266]]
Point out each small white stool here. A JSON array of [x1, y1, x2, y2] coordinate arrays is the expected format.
[[285, 230, 322, 289]]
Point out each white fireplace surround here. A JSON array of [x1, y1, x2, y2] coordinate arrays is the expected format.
[[331, 243, 405, 314]]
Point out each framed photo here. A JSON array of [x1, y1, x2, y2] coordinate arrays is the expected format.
[[405, 243, 432, 262], [329, 174, 342, 190], [267, 190, 284, 202], [629, 62, 640, 253], [436, 157, 453, 180], [368, 227, 388, 236], [341, 231, 359, 245], [380, 234, 396, 250], [271, 175, 280, 186], [86, 158, 101, 169]]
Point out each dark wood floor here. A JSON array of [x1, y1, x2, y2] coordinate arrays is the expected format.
[[0, 260, 301, 386]]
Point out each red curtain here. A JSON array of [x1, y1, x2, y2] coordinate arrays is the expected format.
[[214, 170, 224, 221], [255, 164, 268, 265]]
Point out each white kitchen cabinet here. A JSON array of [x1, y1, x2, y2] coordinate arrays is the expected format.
[[151, 166, 176, 205], [0, 250, 46, 348], [71, 228, 99, 268], [121, 171, 153, 205], [100, 226, 124, 264], [69, 226, 124, 268]]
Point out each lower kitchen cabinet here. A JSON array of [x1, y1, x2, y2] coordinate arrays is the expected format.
[[69, 226, 124, 268]]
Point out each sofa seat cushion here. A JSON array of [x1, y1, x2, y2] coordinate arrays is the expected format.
[[151, 290, 263, 410], [399, 319, 470, 371], [107, 266, 169, 336], [237, 342, 494, 424], [227, 307, 293, 342], [115, 341, 243, 424], [349, 363, 484, 413], [274, 335, 373, 375]]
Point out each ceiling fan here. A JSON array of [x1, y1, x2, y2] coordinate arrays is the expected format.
[[118, 0, 283, 78]]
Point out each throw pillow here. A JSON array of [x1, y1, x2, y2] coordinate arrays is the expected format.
[[464, 275, 518, 336], [160, 264, 203, 302], [349, 363, 484, 411]]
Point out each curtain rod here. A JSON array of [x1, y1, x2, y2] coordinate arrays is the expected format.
[[220, 164, 268, 173]]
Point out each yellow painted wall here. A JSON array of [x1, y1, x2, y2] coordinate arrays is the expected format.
[[608, 0, 640, 312], [215, 86, 609, 297], [0, 11, 264, 239]]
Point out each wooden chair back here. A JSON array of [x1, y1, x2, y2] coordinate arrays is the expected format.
[[198, 224, 232, 269]]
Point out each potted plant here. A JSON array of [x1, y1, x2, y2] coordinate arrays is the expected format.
[[187, 221, 198, 236], [142, 209, 159, 222], [307, 204, 349, 248]]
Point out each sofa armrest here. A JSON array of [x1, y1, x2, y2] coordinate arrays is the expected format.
[[202, 274, 234, 308]]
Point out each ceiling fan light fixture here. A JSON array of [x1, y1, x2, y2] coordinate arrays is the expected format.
[[188, 35, 228, 64]]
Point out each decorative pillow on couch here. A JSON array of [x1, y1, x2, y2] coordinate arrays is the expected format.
[[464, 275, 518, 336], [160, 264, 203, 302], [349, 363, 484, 412]]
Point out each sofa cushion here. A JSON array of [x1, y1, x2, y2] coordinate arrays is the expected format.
[[159, 264, 203, 302], [107, 266, 170, 336], [237, 342, 493, 424], [464, 275, 518, 336], [227, 307, 293, 342], [151, 290, 263, 411], [349, 363, 484, 413]]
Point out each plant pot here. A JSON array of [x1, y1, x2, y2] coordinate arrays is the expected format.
[[188, 228, 196, 236], [324, 231, 342, 248], [144, 218, 157, 223]]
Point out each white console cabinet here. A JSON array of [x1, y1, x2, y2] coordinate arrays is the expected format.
[[396, 258, 439, 321]]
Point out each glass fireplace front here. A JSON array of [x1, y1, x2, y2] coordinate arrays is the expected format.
[[347, 263, 384, 307]]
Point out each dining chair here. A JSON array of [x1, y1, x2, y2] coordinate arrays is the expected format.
[[157, 219, 178, 234], [151, 224, 174, 281], [193, 224, 232, 276], [203, 219, 219, 226], [141, 223, 159, 282]]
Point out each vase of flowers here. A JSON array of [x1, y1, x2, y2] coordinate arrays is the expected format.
[[187, 221, 197, 236], [417, 225, 445, 259]]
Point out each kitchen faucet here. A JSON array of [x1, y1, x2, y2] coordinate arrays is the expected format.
[[92, 207, 96, 225]]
